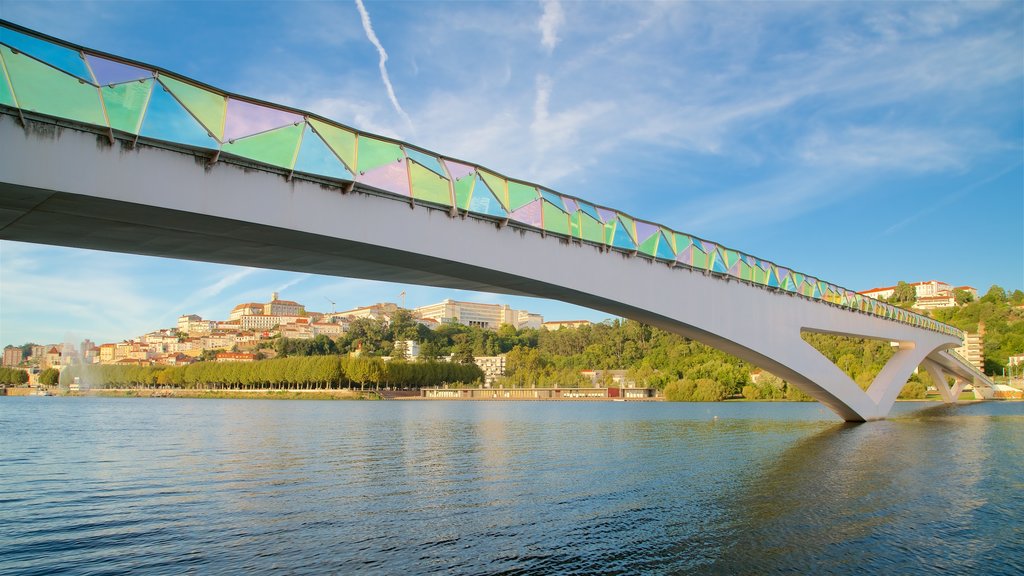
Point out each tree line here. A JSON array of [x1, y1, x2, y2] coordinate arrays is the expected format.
[[59, 356, 483, 390]]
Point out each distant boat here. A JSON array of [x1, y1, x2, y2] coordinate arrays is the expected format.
[[34, 389, 52, 396]]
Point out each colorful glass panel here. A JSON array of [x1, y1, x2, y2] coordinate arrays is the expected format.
[[409, 161, 452, 206], [293, 124, 354, 180], [309, 118, 357, 172], [541, 200, 570, 235], [0, 27, 93, 81], [86, 54, 151, 85], [139, 81, 219, 149], [507, 181, 537, 211], [357, 157, 411, 196], [442, 159, 475, 181], [158, 75, 226, 141], [539, 189, 566, 212], [478, 170, 508, 210], [577, 201, 600, 222], [1, 46, 105, 126], [101, 78, 152, 134], [221, 123, 302, 169], [357, 136, 404, 174], [0, 56, 15, 106], [577, 213, 604, 244], [467, 174, 506, 218], [224, 98, 302, 141], [404, 147, 447, 178], [655, 232, 675, 260], [510, 199, 543, 228]]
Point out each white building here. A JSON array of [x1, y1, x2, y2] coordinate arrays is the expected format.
[[414, 299, 543, 330]]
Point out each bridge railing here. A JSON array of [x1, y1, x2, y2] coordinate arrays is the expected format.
[[0, 20, 962, 340]]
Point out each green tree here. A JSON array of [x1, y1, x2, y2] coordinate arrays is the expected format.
[[39, 368, 60, 386], [953, 288, 975, 305], [888, 281, 916, 305]]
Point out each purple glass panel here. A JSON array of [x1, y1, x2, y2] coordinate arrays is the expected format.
[[86, 54, 151, 85], [634, 220, 659, 243], [596, 207, 617, 223], [224, 98, 302, 141], [510, 199, 543, 228], [676, 245, 694, 266], [443, 159, 475, 181], [357, 158, 410, 196], [562, 197, 578, 214]]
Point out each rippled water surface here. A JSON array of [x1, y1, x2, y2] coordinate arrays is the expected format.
[[1, 398, 1021, 575]]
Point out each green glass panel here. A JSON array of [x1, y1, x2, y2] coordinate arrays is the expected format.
[[508, 181, 538, 211], [454, 173, 475, 210], [221, 122, 303, 169], [356, 136, 403, 173], [579, 214, 604, 244], [542, 200, 569, 235], [752, 267, 767, 284], [691, 247, 709, 269], [1, 46, 105, 125], [570, 212, 581, 237], [617, 214, 636, 243], [309, 118, 356, 172], [101, 79, 152, 134], [159, 75, 225, 140], [0, 56, 14, 106], [674, 233, 694, 252], [409, 161, 451, 206], [638, 232, 659, 257], [478, 170, 508, 209]]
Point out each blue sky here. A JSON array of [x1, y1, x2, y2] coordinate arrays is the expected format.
[[1, 0, 1021, 347]]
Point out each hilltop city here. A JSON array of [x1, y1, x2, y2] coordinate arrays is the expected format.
[[4, 279, 1016, 390]]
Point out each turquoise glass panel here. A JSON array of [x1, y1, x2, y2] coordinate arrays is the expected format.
[[655, 232, 675, 260], [139, 82, 219, 149], [101, 79, 152, 134], [577, 201, 600, 222], [0, 27, 93, 81], [468, 174, 507, 218], [610, 222, 636, 250], [294, 124, 355, 180], [539, 189, 566, 212], [404, 147, 447, 178]]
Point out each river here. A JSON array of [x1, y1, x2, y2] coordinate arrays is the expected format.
[[0, 398, 1021, 575]]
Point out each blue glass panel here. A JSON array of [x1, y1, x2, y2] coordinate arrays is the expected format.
[[468, 174, 507, 218], [294, 124, 354, 180], [610, 222, 636, 250], [655, 232, 675, 260], [139, 83, 219, 149], [404, 147, 447, 178], [0, 27, 93, 81], [576, 201, 600, 222], [711, 250, 729, 274], [539, 189, 566, 212]]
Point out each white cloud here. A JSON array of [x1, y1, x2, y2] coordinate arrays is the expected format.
[[354, 0, 415, 136], [538, 0, 565, 53]]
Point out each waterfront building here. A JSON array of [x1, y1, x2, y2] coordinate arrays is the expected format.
[[414, 299, 543, 330], [3, 345, 23, 367], [954, 325, 985, 372], [473, 355, 506, 386]]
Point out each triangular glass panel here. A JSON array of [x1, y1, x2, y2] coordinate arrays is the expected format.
[[510, 199, 543, 228], [577, 201, 600, 222], [357, 135, 404, 174], [404, 147, 448, 178], [309, 118, 356, 172], [224, 98, 302, 142], [0, 61, 15, 106], [767, 267, 780, 288], [576, 213, 602, 244], [676, 245, 694, 267], [101, 78, 153, 135], [86, 53, 151, 85], [655, 232, 676, 260], [159, 75, 226, 141], [0, 27, 93, 82], [409, 161, 452, 206], [638, 232, 659, 257], [357, 157, 410, 196], [562, 197, 579, 215], [443, 159, 476, 181], [221, 123, 303, 169], [454, 173, 475, 210], [467, 176, 507, 218], [610, 221, 636, 250], [691, 237, 706, 253], [1, 46, 105, 126], [616, 215, 636, 244], [139, 81, 219, 149], [660, 229, 676, 253], [478, 170, 508, 210], [508, 181, 538, 212], [711, 250, 729, 274], [635, 220, 659, 245], [596, 207, 617, 224], [539, 189, 566, 212], [691, 246, 709, 268], [293, 124, 354, 180], [542, 200, 570, 235], [674, 233, 694, 253]]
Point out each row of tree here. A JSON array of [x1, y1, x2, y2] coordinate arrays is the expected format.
[[0, 367, 28, 385], [59, 356, 483, 390]]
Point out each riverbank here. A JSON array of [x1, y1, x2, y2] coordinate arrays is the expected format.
[[76, 389, 380, 400]]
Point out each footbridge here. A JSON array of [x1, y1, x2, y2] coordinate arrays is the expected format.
[[0, 21, 990, 420]]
